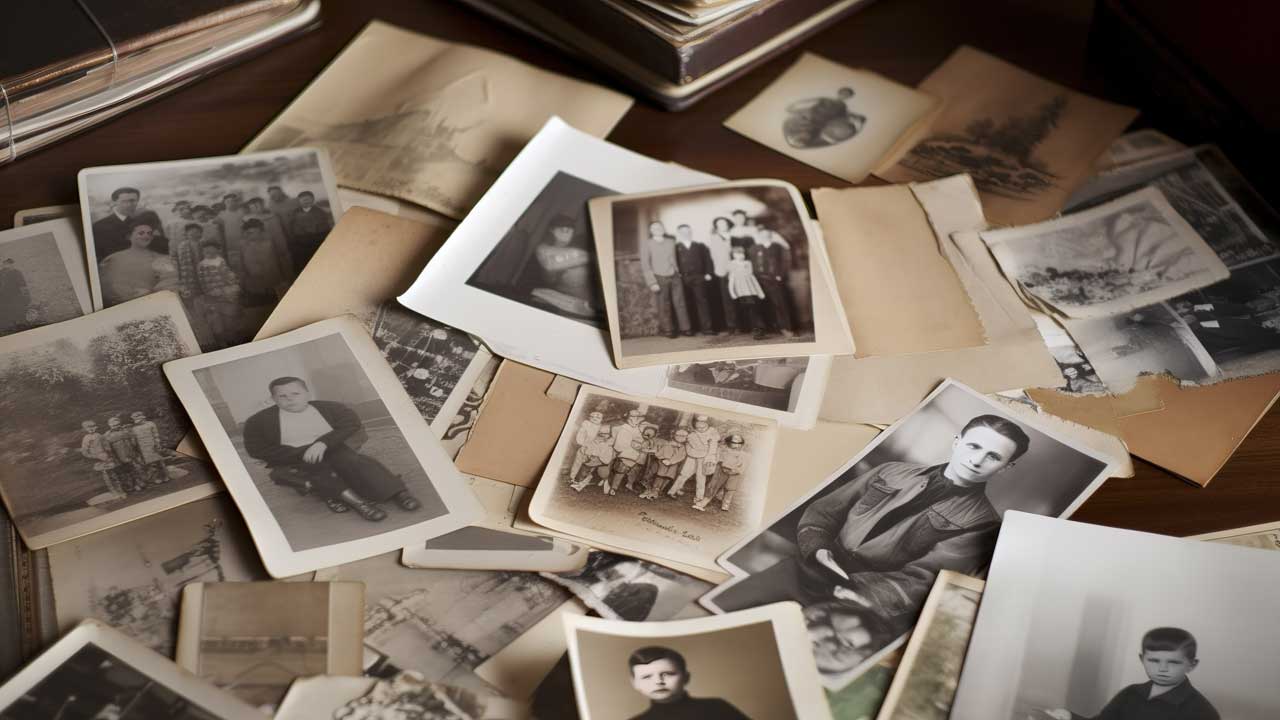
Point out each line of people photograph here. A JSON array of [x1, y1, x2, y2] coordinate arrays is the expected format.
[[79, 411, 180, 498]]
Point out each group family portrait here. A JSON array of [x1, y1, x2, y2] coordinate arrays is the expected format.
[[0, 294, 219, 549], [702, 380, 1115, 691], [79, 148, 341, 349], [530, 387, 777, 572]]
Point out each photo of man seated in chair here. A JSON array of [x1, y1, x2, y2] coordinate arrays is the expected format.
[[244, 376, 423, 523]]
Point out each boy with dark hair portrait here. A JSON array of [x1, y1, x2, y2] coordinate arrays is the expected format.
[[626, 646, 750, 720]]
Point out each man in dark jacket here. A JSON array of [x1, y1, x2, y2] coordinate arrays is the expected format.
[[243, 376, 421, 522], [92, 187, 167, 256], [748, 224, 794, 336], [674, 224, 716, 336]]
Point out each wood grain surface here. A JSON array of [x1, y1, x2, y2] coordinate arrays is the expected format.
[[1, 0, 1275, 536]]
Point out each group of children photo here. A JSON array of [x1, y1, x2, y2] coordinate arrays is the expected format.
[[78, 411, 177, 498]]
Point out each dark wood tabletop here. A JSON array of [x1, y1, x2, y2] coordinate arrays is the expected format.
[[2, 0, 1276, 537]]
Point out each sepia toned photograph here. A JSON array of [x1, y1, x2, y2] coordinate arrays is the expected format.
[[275, 672, 524, 720], [164, 316, 481, 577], [176, 581, 363, 711], [528, 386, 779, 573], [1192, 520, 1280, 551], [951, 513, 1280, 720], [703, 380, 1117, 692], [0, 218, 91, 337], [544, 551, 715, 622], [877, 571, 985, 720], [466, 171, 614, 327], [0, 292, 220, 549], [14, 203, 78, 228], [1093, 129, 1186, 172], [323, 550, 568, 691], [565, 603, 832, 720], [1169, 259, 1280, 381], [243, 21, 631, 220], [47, 496, 271, 657], [590, 180, 854, 369], [1067, 145, 1280, 270], [401, 525, 589, 572], [0, 620, 262, 719], [1063, 303, 1218, 392], [662, 355, 830, 429], [879, 46, 1137, 226], [400, 117, 717, 397], [78, 147, 341, 349], [983, 188, 1229, 318], [724, 53, 939, 183]]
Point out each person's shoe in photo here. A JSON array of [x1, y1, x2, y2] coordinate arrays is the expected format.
[[391, 490, 421, 511], [700, 329, 716, 336], [325, 498, 350, 514], [681, 330, 695, 337], [752, 329, 767, 340]]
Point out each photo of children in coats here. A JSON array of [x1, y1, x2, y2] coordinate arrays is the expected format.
[[466, 171, 615, 327], [79, 149, 339, 350], [189, 332, 449, 551], [702, 381, 1113, 691], [0, 294, 218, 548], [607, 185, 815, 354], [951, 513, 1280, 720]]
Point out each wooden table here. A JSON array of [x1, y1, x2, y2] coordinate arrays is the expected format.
[[2, 0, 1276, 538]]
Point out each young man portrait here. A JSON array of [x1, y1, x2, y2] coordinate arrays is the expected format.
[[625, 646, 750, 720]]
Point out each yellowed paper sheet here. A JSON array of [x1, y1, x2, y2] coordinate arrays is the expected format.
[[455, 361, 574, 487], [724, 53, 939, 184], [245, 20, 633, 219], [880, 46, 1138, 226]]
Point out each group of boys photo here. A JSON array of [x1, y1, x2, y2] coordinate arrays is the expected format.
[[566, 406, 750, 513], [78, 411, 178, 498]]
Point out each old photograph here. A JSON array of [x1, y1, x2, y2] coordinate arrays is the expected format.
[[0, 620, 262, 719], [879, 46, 1138, 226], [876, 571, 985, 720], [1169, 259, 1280, 381], [590, 180, 855, 368], [724, 53, 939, 183], [1093, 129, 1186, 172], [47, 496, 271, 657], [703, 379, 1117, 692], [1031, 313, 1107, 394], [528, 386, 779, 573], [1063, 303, 1218, 392], [400, 117, 718, 397], [321, 550, 568, 692], [982, 187, 1229, 318], [275, 672, 523, 720], [0, 292, 220, 549], [78, 147, 341, 349], [244, 21, 631, 219], [163, 316, 482, 577], [401, 525, 589, 572], [661, 355, 830, 429], [544, 551, 715, 622], [1067, 145, 1280, 270], [1192, 520, 1280, 551], [951, 513, 1280, 720], [14, 203, 78, 227], [467, 170, 614, 327], [248, 206, 491, 437], [176, 581, 363, 711], [564, 603, 831, 720], [0, 218, 91, 336]]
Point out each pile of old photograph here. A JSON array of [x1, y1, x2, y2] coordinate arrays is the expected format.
[[3, 22, 1280, 720]]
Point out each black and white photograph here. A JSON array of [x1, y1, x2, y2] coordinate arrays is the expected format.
[[0, 292, 220, 549], [544, 551, 715, 622], [1066, 145, 1280, 270], [876, 571, 985, 720], [163, 316, 482, 577], [982, 187, 1229, 319], [401, 525, 589, 572], [661, 355, 830, 429], [0, 218, 91, 337], [1031, 313, 1107, 395], [78, 147, 342, 349], [528, 386, 779, 573], [1169, 259, 1280, 381], [275, 672, 523, 720], [322, 550, 569, 692], [589, 179, 855, 369], [951, 512, 1280, 720], [723, 53, 939, 183], [47, 496, 271, 657], [1063, 303, 1219, 392], [702, 379, 1117, 693], [564, 603, 832, 720], [0, 620, 262, 720], [400, 118, 718, 397], [13, 203, 78, 228], [175, 581, 363, 712], [466, 170, 614, 326]]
